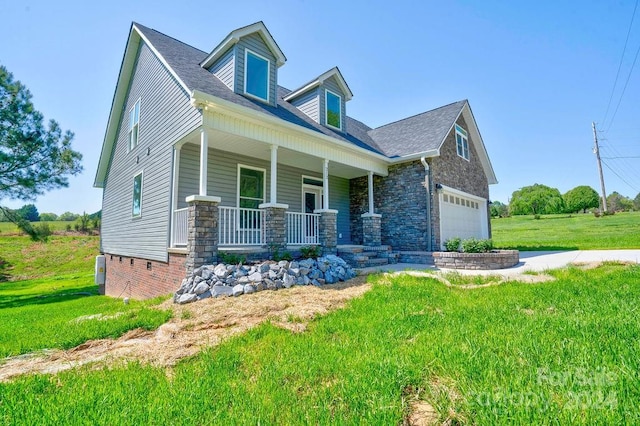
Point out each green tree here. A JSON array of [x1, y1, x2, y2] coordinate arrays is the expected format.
[[0, 65, 82, 240], [58, 211, 80, 221], [490, 201, 509, 218], [17, 204, 39, 221], [607, 192, 633, 212], [509, 184, 565, 216], [39, 212, 58, 222], [563, 185, 600, 213], [634, 193, 640, 211]]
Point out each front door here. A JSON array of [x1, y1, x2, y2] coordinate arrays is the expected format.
[[304, 188, 322, 213]]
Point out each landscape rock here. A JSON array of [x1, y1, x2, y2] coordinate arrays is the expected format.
[[173, 255, 357, 304]]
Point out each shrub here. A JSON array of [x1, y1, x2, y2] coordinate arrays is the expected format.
[[300, 245, 322, 259], [444, 237, 461, 252], [218, 251, 246, 265], [534, 214, 541, 220], [461, 238, 493, 253], [269, 244, 293, 262]]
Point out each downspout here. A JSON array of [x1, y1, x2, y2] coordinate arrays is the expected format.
[[420, 157, 432, 251]]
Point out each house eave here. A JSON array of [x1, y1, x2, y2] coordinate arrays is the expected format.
[[200, 21, 286, 69], [284, 67, 353, 102], [94, 23, 193, 188], [388, 150, 440, 164], [190, 89, 389, 172]]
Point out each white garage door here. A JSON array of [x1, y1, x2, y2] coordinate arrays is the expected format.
[[439, 186, 488, 249]]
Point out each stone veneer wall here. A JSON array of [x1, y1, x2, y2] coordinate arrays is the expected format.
[[185, 198, 219, 275], [104, 251, 187, 299], [318, 211, 337, 254], [433, 250, 519, 270], [350, 161, 430, 251], [430, 115, 490, 249]]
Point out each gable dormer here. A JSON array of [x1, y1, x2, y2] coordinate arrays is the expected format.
[[200, 22, 286, 107], [284, 67, 353, 132]]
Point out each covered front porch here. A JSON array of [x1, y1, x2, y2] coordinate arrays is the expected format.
[[167, 103, 388, 272]]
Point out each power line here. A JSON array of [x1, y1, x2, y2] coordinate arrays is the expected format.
[[602, 0, 639, 127], [601, 156, 640, 159], [602, 159, 640, 193], [605, 35, 640, 132]]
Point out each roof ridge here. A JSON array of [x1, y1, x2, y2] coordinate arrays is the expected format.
[[371, 99, 467, 131], [133, 22, 208, 55]]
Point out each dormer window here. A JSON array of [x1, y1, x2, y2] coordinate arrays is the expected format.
[[244, 49, 270, 102], [325, 89, 342, 130]]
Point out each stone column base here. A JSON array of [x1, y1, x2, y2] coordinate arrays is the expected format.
[[186, 195, 220, 275], [361, 213, 382, 246], [315, 209, 338, 255], [260, 203, 288, 251]]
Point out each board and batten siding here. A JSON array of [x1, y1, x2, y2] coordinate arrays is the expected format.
[[101, 42, 201, 262], [209, 47, 235, 91], [234, 33, 278, 106], [177, 145, 351, 244], [290, 89, 320, 123]]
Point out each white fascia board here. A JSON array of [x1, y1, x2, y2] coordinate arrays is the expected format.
[[191, 89, 389, 170], [200, 22, 286, 69], [388, 149, 440, 164], [94, 24, 192, 188], [284, 67, 353, 102], [94, 26, 141, 188], [461, 104, 498, 184]]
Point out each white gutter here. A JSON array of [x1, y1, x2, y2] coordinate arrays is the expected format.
[[421, 156, 433, 251]]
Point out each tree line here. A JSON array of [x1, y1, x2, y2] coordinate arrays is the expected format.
[[0, 204, 100, 223], [491, 184, 640, 218]]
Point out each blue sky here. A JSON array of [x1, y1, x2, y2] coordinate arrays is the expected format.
[[1, 0, 639, 214]]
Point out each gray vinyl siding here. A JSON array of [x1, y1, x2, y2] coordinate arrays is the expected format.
[[101, 42, 201, 262], [290, 89, 320, 123], [319, 76, 347, 133], [235, 33, 278, 106], [209, 47, 235, 90], [177, 145, 351, 244], [329, 175, 351, 244]]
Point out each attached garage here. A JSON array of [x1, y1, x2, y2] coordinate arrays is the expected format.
[[439, 185, 489, 249]]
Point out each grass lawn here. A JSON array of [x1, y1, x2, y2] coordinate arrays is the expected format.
[[2, 263, 638, 424], [0, 220, 82, 235], [491, 211, 640, 250], [0, 235, 171, 357]]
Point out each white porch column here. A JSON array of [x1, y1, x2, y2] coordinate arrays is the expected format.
[[170, 145, 181, 247], [270, 144, 278, 204], [323, 159, 329, 210], [199, 128, 208, 196], [367, 171, 374, 214]]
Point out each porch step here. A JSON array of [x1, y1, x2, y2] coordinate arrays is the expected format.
[[338, 245, 395, 268], [364, 257, 389, 266]]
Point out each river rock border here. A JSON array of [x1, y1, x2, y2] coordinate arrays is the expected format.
[[174, 255, 357, 304], [433, 250, 520, 270]]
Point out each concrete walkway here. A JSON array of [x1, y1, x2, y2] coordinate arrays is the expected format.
[[359, 250, 640, 277]]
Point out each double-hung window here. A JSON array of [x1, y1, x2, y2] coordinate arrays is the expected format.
[[325, 90, 342, 130], [129, 99, 140, 150], [455, 124, 469, 160], [238, 166, 265, 229], [132, 171, 143, 217], [244, 50, 270, 102]]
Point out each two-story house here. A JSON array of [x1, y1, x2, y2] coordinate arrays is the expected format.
[[94, 22, 497, 299]]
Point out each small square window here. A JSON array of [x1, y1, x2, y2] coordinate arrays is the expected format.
[[129, 99, 140, 151], [325, 90, 342, 130], [455, 124, 469, 161], [133, 172, 143, 217], [443, 194, 449, 203], [244, 50, 270, 102]]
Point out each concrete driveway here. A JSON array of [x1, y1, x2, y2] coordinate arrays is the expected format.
[[362, 250, 640, 276]]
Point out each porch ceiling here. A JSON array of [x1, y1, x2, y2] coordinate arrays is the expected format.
[[179, 128, 377, 179]]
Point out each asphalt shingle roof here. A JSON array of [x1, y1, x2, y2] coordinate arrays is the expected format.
[[135, 22, 464, 159]]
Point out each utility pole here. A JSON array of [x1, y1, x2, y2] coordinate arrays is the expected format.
[[592, 122, 608, 212]]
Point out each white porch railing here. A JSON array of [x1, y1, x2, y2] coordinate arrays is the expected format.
[[286, 212, 320, 245], [219, 206, 264, 246], [172, 207, 189, 246]]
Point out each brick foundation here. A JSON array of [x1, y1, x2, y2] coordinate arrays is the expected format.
[[104, 251, 187, 299]]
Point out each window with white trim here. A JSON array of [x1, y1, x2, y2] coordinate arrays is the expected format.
[[129, 99, 140, 151], [132, 171, 143, 217], [455, 124, 469, 160], [238, 166, 265, 209], [325, 90, 342, 130], [244, 50, 270, 102]]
